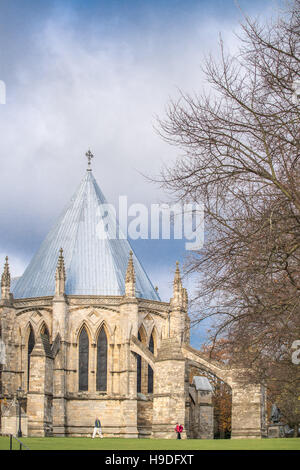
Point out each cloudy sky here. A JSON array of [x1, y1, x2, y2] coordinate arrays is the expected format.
[[0, 0, 279, 346]]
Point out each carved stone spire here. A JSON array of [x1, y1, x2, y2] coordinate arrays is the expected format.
[[55, 248, 66, 297], [173, 261, 183, 304], [174, 261, 182, 286], [125, 250, 135, 297], [1, 256, 11, 299], [169, 261, 186, 341]]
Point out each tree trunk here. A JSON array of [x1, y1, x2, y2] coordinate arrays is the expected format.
[[294, 424, 298, 437]]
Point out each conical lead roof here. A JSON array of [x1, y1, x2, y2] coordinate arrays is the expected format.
[[12, 170, 160, 300]]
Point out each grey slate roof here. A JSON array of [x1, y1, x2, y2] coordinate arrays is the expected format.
[[11, 277, 20, 291], [12, 170, 160, 301], [192, 376, 213, 392]]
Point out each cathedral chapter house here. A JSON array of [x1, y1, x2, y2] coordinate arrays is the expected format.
[[0, 154, 266, 439]]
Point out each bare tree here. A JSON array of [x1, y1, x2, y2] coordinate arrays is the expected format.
[[157, 0, 300, 415]]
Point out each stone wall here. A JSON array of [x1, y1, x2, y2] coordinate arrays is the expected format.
[[1, 295, 169, 437], [188, 385, 214, 439], [1, 400, 28, 437], [231, 379, 265, 439], [65, 397, 124, 436], [152, 338, 187, 439], [1, 292, 266, 440], [199, 391, 214, 439], [1, 416, 28, 437], [26, 338, 53, 436], [137, 396, 153, 438]]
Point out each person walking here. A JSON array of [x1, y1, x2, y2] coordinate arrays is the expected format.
[[175, 422, 183, 439], [92, 417, 103, 438]]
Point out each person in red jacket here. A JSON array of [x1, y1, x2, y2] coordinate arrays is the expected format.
[[175, 422, 183, 439]]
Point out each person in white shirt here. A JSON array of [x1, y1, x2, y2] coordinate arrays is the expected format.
[[92, 417, 103, 438]]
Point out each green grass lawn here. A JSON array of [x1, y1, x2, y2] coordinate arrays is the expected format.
[[0, 436, 299, 451]]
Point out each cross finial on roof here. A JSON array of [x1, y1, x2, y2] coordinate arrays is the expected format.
[[85, 149, 94, 170]]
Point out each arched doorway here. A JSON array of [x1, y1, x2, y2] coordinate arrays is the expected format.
[[189, 365, 232, 439]]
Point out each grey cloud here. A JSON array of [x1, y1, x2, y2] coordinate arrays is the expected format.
[[0, 2, 274, 295]]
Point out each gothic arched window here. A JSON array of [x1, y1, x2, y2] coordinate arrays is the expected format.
[[40, 324, 50, 349], [27, 325, 35, 389], [78, 327, 89, 391], [148, 333, 154, 393], [40, 324, 50, 341], [137, 331, 142, 393], [96, 327, 107, 391]]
